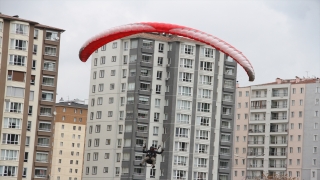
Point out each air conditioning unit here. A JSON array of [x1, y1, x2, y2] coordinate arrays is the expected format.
[[167, 64, 170, 67]]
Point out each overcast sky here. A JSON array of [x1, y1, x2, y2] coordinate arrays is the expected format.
[[1, 0, 319, 102]]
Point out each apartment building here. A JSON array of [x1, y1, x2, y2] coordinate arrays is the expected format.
[[0, 14, 64, 179], [50, 99, 88, 180], [82, 32, 238, 180], [232, 77, 320, 180]]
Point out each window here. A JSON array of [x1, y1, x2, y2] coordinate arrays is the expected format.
[[221, 133, 231, 142], [200, 61, 213, 71], [130, 54, 137, 63], [2, 133, 20, 144], [92, 166, 97, 175], [179, 72, 192, 82], [197, 102, 211, 112], [177, 100, 191, 110], [98, 84, 104, 92], [0, 149, 19, 160], [36, 152, 48, 163], [9, 55, 26, 66], [34, 168, 47, 178], [173, 170, 187, 179], [153, 126, 159, 135], [179, 58, 193, 68], [156, 71, 162, 80], [113, 42, 117, 48], [38, 137, 50, 147], [138, 110, 148, 118], [124, 41, 129, 50], [97, 97, 103, 105], [93, 152, 99, 161], [103, 167, 108, 173], [219, 161, 229, 169], [198, 75, 212, 85], [5, 102, 23, 113], [44, 46, 57, 56], [196, 130, 209, 140], [105, 153, 110, 159], [3, 118, 22, 129], [155, 99, 160, 108], [41, 91, 53, 101], [157, 57, 163, 66], [175, 128, 189, 138], [38, 122, 51, 131], [94, 58, 97, 66], [101, 45, 106, 51], [156, 42, 164, 53], [95, 125, 101, 133], [110, 83, 115, 90], [198, 89, 211, 98], [178, 86, 192, 96], [224, 79, 234, 88], [181, 44, 194, 55], [10, 39, 28, 51], [314, 147, 318, 153], [111, 56, 117, 62], [42, 76, 54, 86], [99, 70, 104, 78], [156, 85, 161, 94], [92, 85, 96, 93], [0, 166, 18, 176], [95, 111, 101, 119], [100, 56, 105, 64], [299, 99, 303, 105]]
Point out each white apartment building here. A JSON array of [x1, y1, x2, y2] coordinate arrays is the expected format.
[[82, 33, 238, 180], [0, 14, 64, 180]]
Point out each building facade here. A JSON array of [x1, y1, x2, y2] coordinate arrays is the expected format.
[[82, 33, 238, 180], [50, 100, 88, 180], [232, 77, 320, 180], [0, 14, 64, 179]]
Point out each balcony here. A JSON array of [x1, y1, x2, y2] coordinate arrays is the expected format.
[[247, 164, 264, 168], [248, 141, 265, 145], [139, 75, 152, 82], [247, 152, 265, 157], [269, 164, 286, 168], [269, 152, 286, 157], [270, 128, 288, 133], [251, 105, 266, 110], [251, 94, 267, 98], [271, 105, 287, 109], [246, 176, 263, 180], [250, 117, 266, 122], [140, 61, 152, 68], [272, 92, 288, 97], [248, 129, 265, 134], [270, 116, 287, 121], [270, 140, 287, 146]]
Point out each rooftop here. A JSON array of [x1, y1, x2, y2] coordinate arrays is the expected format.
[[0, 13, 65, 32], [56, 101, 88, 109], [238, 76, 320, 88]]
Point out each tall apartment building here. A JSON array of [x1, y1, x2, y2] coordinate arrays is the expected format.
[[50, 99, 88, 180], [0, 14, 64, 179], [82, 33, 238, 180], [232, 77, 320, 180]]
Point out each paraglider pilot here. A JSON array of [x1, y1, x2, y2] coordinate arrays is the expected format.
[[140, 146, 164, 168]]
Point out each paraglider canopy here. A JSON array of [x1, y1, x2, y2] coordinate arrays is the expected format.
[[79, 22, 255, 81]]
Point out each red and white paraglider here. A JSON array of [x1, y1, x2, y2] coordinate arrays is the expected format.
[[79, 22, 255, 81]]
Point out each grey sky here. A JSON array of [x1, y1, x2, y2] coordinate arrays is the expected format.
[[1, 0, 319, 102]]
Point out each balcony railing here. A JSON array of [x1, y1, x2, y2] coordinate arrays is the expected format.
[[251, 105, 266, 109], [248, 141, 265, 145], [248, 129, 265, 133], [251, 94, 267, 98], [246, 176, 263, 180], [271, 105, 288, 108], [270, 129, 288, 133], [250, 117, 266, 121], [270, 116, 287, 120], [270, 140, 287, 145], [272, 93, 288, 97], [247, 164, 264, 168], [269, 152, 286, 156], [269, 164, 287, 168], [247, 152, 264, 156]]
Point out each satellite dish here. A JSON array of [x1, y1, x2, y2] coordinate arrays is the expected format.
[[53, 111, 57, 116], [55, 37, 60, 40]]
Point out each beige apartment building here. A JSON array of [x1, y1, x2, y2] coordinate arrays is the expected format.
[[50, 99, 88, 180], [0, 14, 64, 179], [232, 77, 320, 180]]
